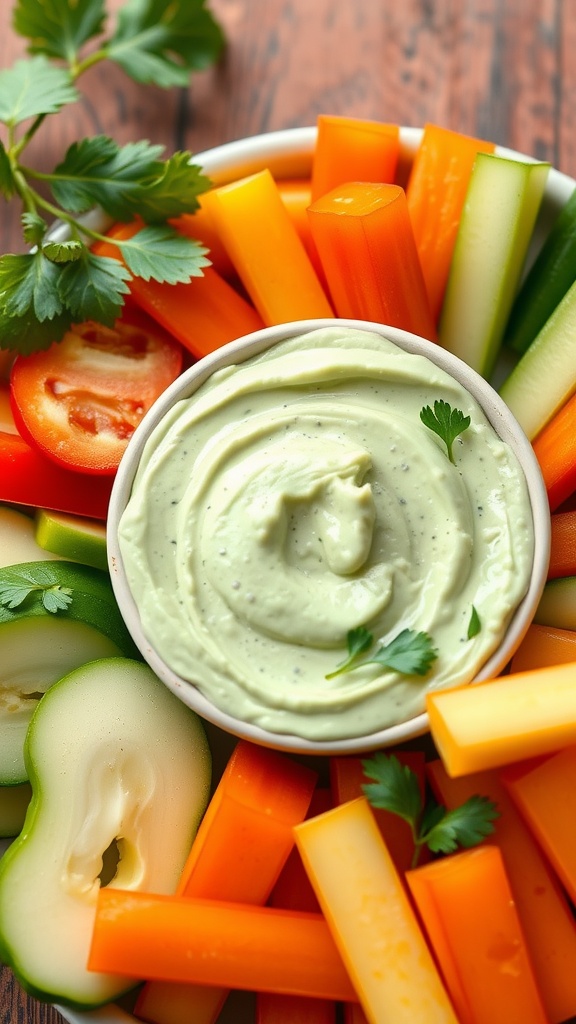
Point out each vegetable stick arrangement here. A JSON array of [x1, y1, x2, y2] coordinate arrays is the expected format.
[[2, 111, 576, 1024]]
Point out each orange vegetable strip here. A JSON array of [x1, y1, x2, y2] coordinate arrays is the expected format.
[[502, 746, 576, 907], [277, 179, 313, 242], [89, 890, 358, 1002], [406, 846, 548, 1024], [426, 661, 576, 776], [532, 390, 576, 511], [311, 115, 400, 201], [510, 623, 576, 673], [256, 993, 336, 1024], [428, 758, 576, 1024], [329, 751, 427, 872], [307, 181, 437, 341], [93, 225, 264, 359], [548, 510, 576, 578], [343, 1007, 370, 1024], [200, 169, 334, 324], [406, 123, 496, 321], [171, 200, 237, 281], [295, 797, 457, 1024], [135, 741, 317, 1024], [269, 788, 332, 913]]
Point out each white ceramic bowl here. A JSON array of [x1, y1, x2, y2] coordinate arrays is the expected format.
[[107, 312, 550, 756]]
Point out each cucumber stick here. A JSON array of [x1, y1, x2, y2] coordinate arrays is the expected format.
[[0, 560, 140, 784], [0, 658, 211, 1009], [499, 278, 576, 440], [438, 153, 550, 380], [534, 576, 576, 632]]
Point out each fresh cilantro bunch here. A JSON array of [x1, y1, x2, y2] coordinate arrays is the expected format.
[[362, 752, 498, 867], [0, 0, 225, 354]]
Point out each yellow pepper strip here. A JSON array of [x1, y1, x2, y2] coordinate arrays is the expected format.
[[201, 169, 334, 325], [294, 796, 458, 1024]]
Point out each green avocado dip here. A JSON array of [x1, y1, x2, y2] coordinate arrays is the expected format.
[[117, 326, 534, 741]]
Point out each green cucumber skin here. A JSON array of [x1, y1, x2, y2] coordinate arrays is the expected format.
[[34, 510, 108, 572], [0, 560, 139, 659], [0, 657, 212, 1009], [505, 185, 576, 355]]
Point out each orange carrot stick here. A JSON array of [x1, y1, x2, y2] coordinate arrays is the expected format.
[[200, 169, 334, 324], [92, 224, 264, 359], [307, 181, 437, 340], [427, 758, 576, 1024], [171, 200, 237, 281], [406, 123, 496, 321], [135, 741, 317, 1024], [311, 115, 400, 201], [329, 751, 427, 872], [89, 890, 358, 1002], [502, 746, 576, 907], [510, 623, 576, 673], [406, 846, 548, 1024], [426, 662, 576, 776], [277, 179, 313, 242], [532, 391, 576, 511], [548, 510, 576, 577]]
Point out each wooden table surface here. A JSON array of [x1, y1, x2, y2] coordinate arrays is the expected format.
[[0, 0, 574, 1022]]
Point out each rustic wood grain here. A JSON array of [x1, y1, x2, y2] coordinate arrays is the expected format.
[[0, 0, 574, 1022]]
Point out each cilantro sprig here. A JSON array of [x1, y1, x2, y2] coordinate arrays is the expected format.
[[0, 567, 73, 613], [420, 400, 471, 464], [0, 0, 225, 354], [326, 625, 438, 680], [362, 753, 498, 867]]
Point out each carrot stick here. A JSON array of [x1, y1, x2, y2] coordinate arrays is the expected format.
[[295, 797, 457, 1024], [93, 224, 264, 359], [135, 740, 317, 1024], [427, 758, 576, 1024], [406, 123, 496, 321], [171, 200, 237, 281], [406, 846, 548, 1024], [548, 510, 576, 577], [329, 751, 427, 872], [502, 746, 576, 908], [200, 169, 334, 324], [426, 661, 576, 776], [311, 115, 399, 201], [256, 993, 336, 1024], [307, 181, 437, 341], [89, 890, 358, 1002], [510, 623, 576, 673], [277, 179, 313, 242], [532, 391, 576, 510]]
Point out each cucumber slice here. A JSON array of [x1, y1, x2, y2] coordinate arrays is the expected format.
[[0, 505, 62, 568], [534, 576, 576, 631], [34, 510, 107, 571], [0, 657, 211, 1009], [438, 153, 550, 380], [499, 278, 576, 440], [0, 782, 31, 838], [0, 560, 140, 785]]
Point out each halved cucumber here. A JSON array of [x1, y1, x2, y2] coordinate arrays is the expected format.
[[0, 560, 140, 784], [499, 278, 576, 440], [438, 152, 549, 380], [34, 509, 107, 571], [0, 657, 211, 1009], [534, 576, 576, 631]]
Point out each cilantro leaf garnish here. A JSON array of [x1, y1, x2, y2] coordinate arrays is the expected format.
[[326, 626, 437, 680], [467, 605, 481, 639], [0, 568, 73, 614], [362, 753, 498, 866], [0, 0, 225, 356], [420, 400, 471, 464]]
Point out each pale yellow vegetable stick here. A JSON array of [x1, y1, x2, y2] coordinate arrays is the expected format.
[[426, 661, 576, 777], [294, 797, 458, 1024], [201, 169, 334, 325]]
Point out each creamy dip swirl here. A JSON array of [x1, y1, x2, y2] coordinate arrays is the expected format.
[[118, 327, 534, 741]]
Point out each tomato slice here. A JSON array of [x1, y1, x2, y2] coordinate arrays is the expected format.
[[10, 307, 184, 475]]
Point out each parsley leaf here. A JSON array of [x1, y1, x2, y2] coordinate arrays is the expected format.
[[107, 0, 226, 88], [0, 568, 73, 614], [50, 136, 166, 217], [0, 56, 78, 125], [13, 0, 107, 63], [117, 226, 210, 283], [55, 250, 132, 324], [0, 251, 67, 320], [420, 400, 471, 464], [362, 752, 499, 866], [327, 626, 437, 679], [467, 605, 481, 639]]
